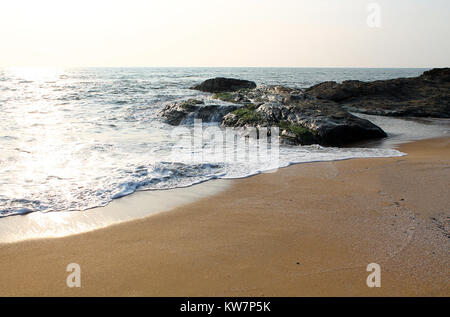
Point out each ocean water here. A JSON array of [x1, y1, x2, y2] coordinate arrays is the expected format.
[[0, 67, 439, 217]]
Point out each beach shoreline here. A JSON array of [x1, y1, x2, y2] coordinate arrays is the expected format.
[[3, 112, 448, 244], [0, 137, 448, 296], [0, 179, 231, 244]]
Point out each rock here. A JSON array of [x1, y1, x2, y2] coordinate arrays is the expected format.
[[160, 99, 203, 125], [421, 68, 450, 82], [221, 87, 387, 146], [305, 68, 450, 118], [161, 82, 389, 146], [197, 105, 239, 123], [191, 77, 257, 93], [160, 99, 237, 125]]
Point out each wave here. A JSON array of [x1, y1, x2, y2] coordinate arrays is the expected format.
[[0, 145, 404, 218]]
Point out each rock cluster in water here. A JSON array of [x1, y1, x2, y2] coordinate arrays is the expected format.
[[215, 86, 386, 146], [160, 69, 449, 146], [305, 68, 450, 118]]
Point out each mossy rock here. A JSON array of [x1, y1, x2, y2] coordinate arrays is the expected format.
[[212, 92, 234, 102], [279, 121, 318, 145], [179, 99, 204, 111], [231, 106, 262, 124]]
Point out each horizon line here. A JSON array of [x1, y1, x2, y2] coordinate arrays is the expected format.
[[0, 65, 438, 69]]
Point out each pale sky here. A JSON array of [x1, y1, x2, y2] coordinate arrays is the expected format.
[[0, 0, 449, 67]]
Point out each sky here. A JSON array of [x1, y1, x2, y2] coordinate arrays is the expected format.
[[0, 0, 449, 68]]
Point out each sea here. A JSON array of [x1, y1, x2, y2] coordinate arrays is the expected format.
[[0, 67, 448, 218]]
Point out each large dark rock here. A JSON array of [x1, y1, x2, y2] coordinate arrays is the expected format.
[[220, 86, 387, 146], [160, 99, 237, 125], [422, 68, 450, 82], [191, 77, 257, 93], [305, 68, 450, 118]]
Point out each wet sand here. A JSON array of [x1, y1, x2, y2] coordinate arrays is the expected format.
[[0, 137, 448, 296]]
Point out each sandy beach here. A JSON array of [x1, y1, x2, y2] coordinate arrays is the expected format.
[[0, 137, 448, 297]]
